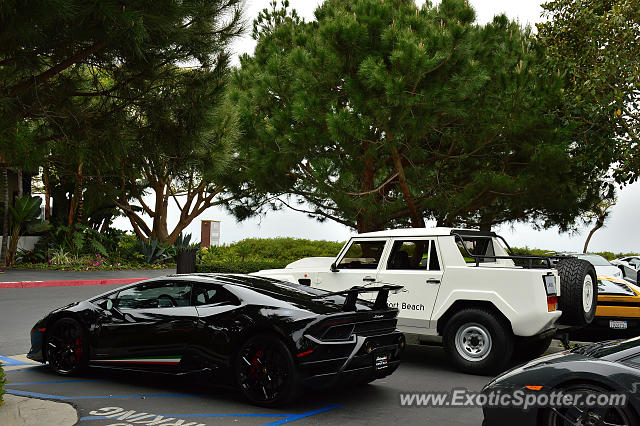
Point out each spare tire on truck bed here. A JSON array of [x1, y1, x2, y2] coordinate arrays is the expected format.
[[556, 258, 598, 326]]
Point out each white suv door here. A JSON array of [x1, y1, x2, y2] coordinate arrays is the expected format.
[[375, 238, 443, 333], [316, 238, 389, 293]]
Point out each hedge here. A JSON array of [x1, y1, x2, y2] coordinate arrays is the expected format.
[[196, 260, 290, 274], [0, 362, 6, 406], [512, 247, 639, 261], [200, 238, 344, 264]]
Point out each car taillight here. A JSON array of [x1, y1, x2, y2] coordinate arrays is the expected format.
[[547, 295, 558, 312]]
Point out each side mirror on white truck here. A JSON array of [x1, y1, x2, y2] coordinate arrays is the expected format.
[[253, 228, 597, 375]]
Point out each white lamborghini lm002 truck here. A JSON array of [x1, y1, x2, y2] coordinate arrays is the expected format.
[[253, 228, 598, 375]]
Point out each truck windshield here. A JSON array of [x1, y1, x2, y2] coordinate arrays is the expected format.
[[337, 240, 386, 269]]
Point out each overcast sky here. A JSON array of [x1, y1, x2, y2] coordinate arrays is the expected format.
[[113, 0, 640, 253]]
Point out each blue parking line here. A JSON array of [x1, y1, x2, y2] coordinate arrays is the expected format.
[[8, 379, 103, 386], [6, 389, 198, 400], [264, 405, 342, 425]]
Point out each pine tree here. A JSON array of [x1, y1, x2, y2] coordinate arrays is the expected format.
[[229, 0, 607, 232]]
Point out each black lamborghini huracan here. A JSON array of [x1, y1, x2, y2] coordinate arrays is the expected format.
[[27, 274, 405, 406]]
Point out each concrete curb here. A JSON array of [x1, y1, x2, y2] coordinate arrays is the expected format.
[[0, 394, 77, 426], [0, 277, 149, 289]]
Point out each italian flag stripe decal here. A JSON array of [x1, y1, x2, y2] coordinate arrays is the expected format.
[[92, 356, 181, 365]]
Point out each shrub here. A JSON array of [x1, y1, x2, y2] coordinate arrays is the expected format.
[[511, 247, 639, 261], [199, 238, 343, 264], [196, 260, 289, 274], [0, 362, 5, 406]]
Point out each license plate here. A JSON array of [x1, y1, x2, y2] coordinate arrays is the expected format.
[[375, 353, 390, 370], [610, 320, 628, 329]]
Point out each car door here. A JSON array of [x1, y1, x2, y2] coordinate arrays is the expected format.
[[375, 238, 443, 332], [188, 282, 243, 365], [92, 280, 198, 370], [315, 238, 389, 292]]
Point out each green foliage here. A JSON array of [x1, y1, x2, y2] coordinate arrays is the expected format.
[[199, 238, 344, 264], [1, 0, 245, 244], [7, 195, 51, 265], [37, 225, 114, 257], [48, 248, 74, 265], [511, 246, 639, 262], [115, 234, 141, 261], [196, 260, 289, 274], [0, 362, 5, 406], [139, 239, 169, 265], [197, 238, 343, 273], [229, 0, 607, 233], [538, 0, 640, 184], [15, 248, 47, 264], [174, 233, 200, 250]]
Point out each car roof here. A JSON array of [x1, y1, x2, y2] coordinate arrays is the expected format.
[[352, 227, 493, 238]]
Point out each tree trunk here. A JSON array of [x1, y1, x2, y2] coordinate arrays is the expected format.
[[16, 168, 23, 198], [583, 217, 604, 253], [1, 163, 9, 268], [68, 162, 83, 226], [7, 223, 20, 267], [390, 145, 425, 228]]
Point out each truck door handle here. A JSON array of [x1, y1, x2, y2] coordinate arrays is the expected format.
[[363, 276, 376, 282], [426, 279, 441, 285]]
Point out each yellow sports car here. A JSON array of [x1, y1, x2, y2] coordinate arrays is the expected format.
[[589, 275, 640, 335]]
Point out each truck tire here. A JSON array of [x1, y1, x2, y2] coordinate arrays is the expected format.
[[443, 308, 514, 375], [556, 258, 598, 326]]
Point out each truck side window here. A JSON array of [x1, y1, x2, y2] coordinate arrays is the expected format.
[[337, 240, 386, 269], [387, 240, 439, 271], [456, 237, 496, 263]]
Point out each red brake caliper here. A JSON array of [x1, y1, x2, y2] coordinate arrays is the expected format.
[[250, 349, 263, 379], [74, 338, 83, 362]]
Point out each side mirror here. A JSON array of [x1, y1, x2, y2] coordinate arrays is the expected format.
[[106, 299, 113, 310], [330, 262, 339, 272]]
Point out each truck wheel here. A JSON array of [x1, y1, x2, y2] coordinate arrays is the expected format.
[[513, 336, 552, 361], [443, 308, 513, 375], [556, 258, 598, 326]]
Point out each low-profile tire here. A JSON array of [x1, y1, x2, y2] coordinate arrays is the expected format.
[[556, 258, 598, 326], [513, 336, 553, 361], [541, 383, 638, 426], [45, 317, 88, 376], [443, 308, 514, 375], [234, 334, 299, 407]]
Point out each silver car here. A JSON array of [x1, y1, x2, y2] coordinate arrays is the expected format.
[[611, 256, 640, 285]]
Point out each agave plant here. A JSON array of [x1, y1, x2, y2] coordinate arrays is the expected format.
[[139, 239, 169, 264], [174, 233, 200, 250]]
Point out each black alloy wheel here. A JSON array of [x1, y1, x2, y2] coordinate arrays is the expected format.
[[46, 318, 88, 376], [235, 334, 298, 407], [543, 384, 637, 426]]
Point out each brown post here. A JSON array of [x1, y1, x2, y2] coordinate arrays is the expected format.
[[201, 220, 211, 248]]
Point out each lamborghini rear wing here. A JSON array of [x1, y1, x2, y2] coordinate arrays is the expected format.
[[314, 285, 404, 311]]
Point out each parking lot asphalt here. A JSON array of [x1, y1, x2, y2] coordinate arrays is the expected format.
[[0, 279, 489, 425], [3, 345, 489, 426]]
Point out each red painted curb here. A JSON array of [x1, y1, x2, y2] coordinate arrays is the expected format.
[[0, 277, 149, 289]]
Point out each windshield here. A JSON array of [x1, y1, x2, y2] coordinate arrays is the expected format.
[[577, 254, 611, 267]]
